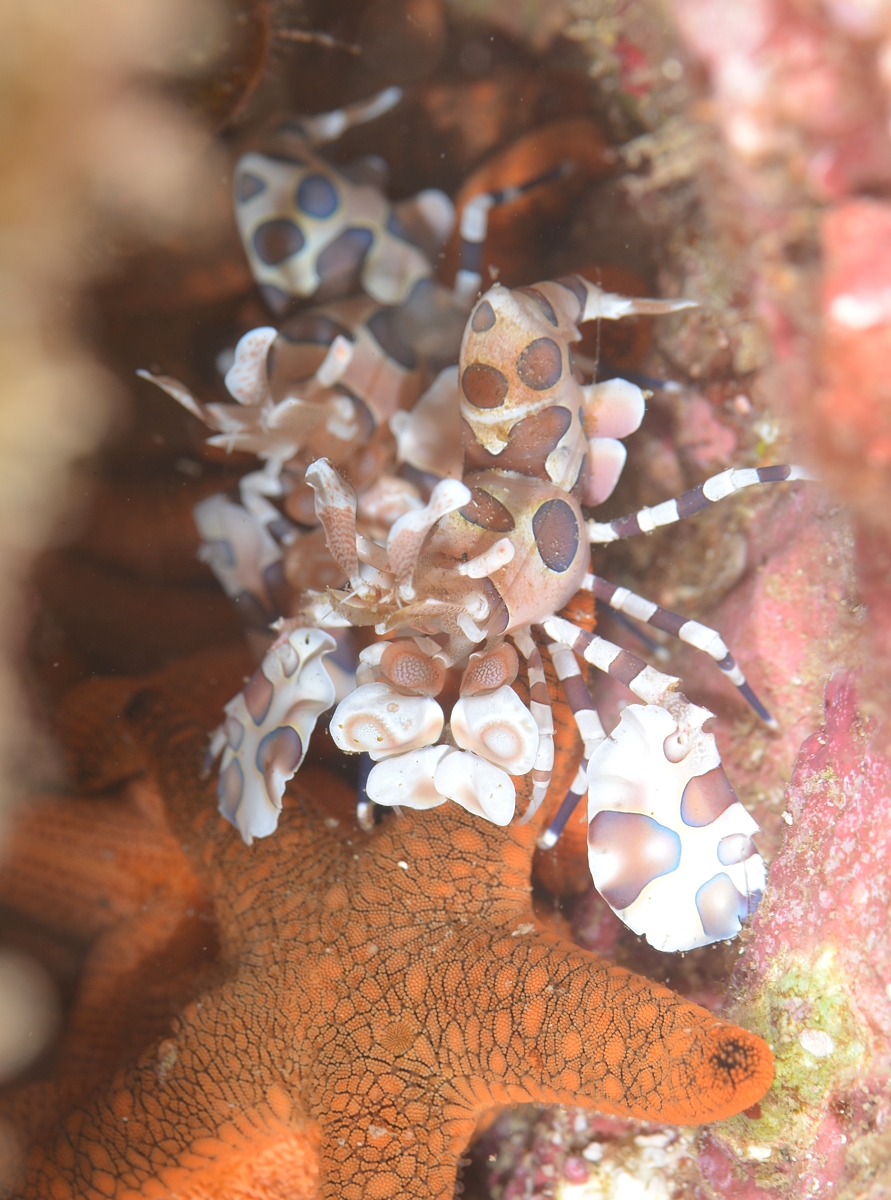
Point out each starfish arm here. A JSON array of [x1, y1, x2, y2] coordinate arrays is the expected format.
[[300, 925, 773, 1200], [445, 932, 774, 1126], [0, 788, 217, 1135], [17, 974, 318, 1200]]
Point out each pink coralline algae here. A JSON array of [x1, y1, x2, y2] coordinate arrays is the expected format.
[[673, 392, 739, 473], [675, 485, 858, 860], [818, 200, 891, 709], [651, 14, 891, 1190], [818, 199, 891, 516], [598, 3, 891, 1194], [667, 0, 891, 722], [704, 677, 891, 1198], [482, 1105, 700, 1200]]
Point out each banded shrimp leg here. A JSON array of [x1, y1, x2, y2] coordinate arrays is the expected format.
[[582, 573, 777, 726], [535, 617, 710, 850], [451, 160, 575, 307], [536, 636, 607, 848], [533, 622, 697, 852], [511, 628, 555, 825], [587, 464, 815, 544], [585, 462, 816, 726]]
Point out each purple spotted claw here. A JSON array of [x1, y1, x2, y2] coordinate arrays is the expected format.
[[209, 626, 337, 844], [586, 702, 766, 952]]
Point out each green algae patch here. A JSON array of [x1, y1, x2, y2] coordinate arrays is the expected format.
[[716, 946, 867, 1181]]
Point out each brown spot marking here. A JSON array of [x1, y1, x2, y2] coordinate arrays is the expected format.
[[572, 453, 587, 498], [462, 407, 572, 481], [257, 727, 303, 798], [471, 300, 496, 332], [367, 307, 417, 370], [253, 218, 305, 266], [681, 766, 738, 828], [462, 362, 509, 408], [237, 171, 265, 203], [259, 284, 290, 314], [516, 338, 562, 391], [696, 873, 745, 939], [460, 487, 515, 533], [588, 810, 681, 909], [532, 498, 579, 574], [517, 287, 558, 327], [217, 758, 244, 822], [317, 226, 373, 276], [555, 274, 587, 318]]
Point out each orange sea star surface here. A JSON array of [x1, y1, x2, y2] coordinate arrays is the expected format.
[[2, 645, 773, 1199]]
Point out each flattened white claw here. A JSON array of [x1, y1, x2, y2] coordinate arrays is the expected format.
[[450, 685, 539, 774], [586, 703, 765, 952], [366, 745, 451, 809], [315, 334, 354, 388], [215, 628, 337, 845], [330, 682, 443, 760], [433, 749, 515, 826]]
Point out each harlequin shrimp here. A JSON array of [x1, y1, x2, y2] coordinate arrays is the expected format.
[[140, 87, 573, 617], [143, 91, 813, 954]]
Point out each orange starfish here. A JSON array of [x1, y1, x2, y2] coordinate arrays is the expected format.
[[3, 645, 773, 1199]]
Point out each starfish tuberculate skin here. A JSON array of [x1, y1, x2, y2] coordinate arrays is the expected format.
[[4, 645, 773, 1199]]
